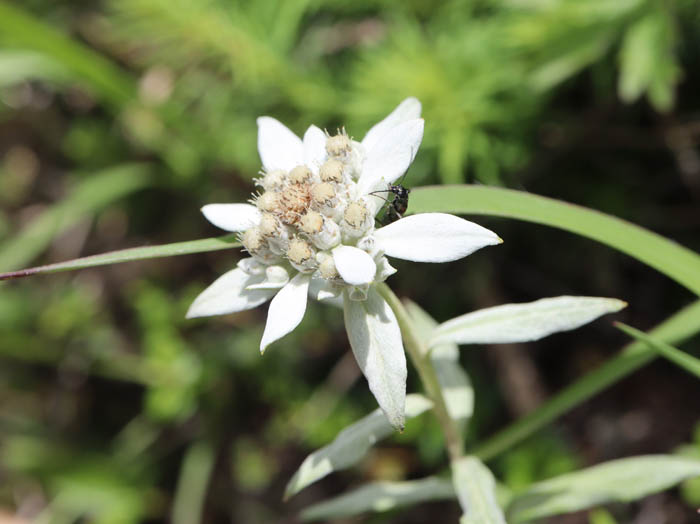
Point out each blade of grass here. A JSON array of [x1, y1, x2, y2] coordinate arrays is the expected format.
[[0, 235, 240, 281], [0, 164, 151, 273], [410, 185, 700, 297], [471, 299, 700, 461], [615, 322, 700, 379], [172, 441, 215, 524], [0, 1, 136, 106]]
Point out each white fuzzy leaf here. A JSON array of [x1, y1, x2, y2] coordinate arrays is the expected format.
[[256, 116, 303, 172], [452, 457, 507, 524], [344, 287, 406, 429], [361, 97, 422, 155], [186, 267, 274, 318], [432, 296, 627, 347], [332, 245, 377, 285], [260, 273, 310, 353], [201, 204, 261, 232], [301, 477, 455, 521], [374, 213, 501, 263], [358, 119, 424, 195], [285, 394, 432, 499], [405, 300, 473, 427], [507, 455, 700, 523], [303, 125, 327, 173], [308, 276, 343, 308]]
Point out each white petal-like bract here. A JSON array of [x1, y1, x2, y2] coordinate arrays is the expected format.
[[431, 295, 627, 347], [257, 116, 303, 172], [374, 213, 501, 263], [308, 276, 343, 307], [361, 97, 422, 155], [186, 267, 275, 318], [332, 245, 377, 285], [358, 119, 424, 195], [201, 203, 261, 232], [303, 125, 328, 173], [344, 287, 406, 429], [260, 273, 311, 353]]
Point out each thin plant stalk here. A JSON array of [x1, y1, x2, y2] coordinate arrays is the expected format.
[[377, 283, 465, 462]]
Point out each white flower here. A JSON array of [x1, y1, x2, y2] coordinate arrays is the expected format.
[[187, 98, 502, 428]]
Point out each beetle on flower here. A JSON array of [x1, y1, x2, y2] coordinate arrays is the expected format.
[[186, 98, 502, 429]]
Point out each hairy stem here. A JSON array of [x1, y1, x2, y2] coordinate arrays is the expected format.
[[377, 283, 465, 462]]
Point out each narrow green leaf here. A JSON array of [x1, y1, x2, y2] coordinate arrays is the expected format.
[[300, 477, 455, 521], [618, 10, 678, 111], [405, 300, 474, 429], [409, 185, 700, 298], [284, 394, 432, 500], [615, 322, 700, 380], [452, 457, 506, 524], [431, 296, 626, 347], [343, 286, 407, 430], [0, 1, 136, 106], [472, 299, 700, 461], [0, 50, 68, 87], [507, 455, 700, 522], [619, 13, 659, 102], [530, 34, 613, 92], [0, 164, 152, 274], [172, 441, 215, 524], [0, 235, 240, 281]]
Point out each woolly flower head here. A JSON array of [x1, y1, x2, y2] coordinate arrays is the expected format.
[[187, 98, 501, 428]]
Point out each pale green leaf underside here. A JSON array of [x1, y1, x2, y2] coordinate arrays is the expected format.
[[507, 455, 700, 522], [300, 476, 455, 522], [616, 322, 700, 379], [452, 457, 506, 524], [284, 393, 432, 500], [472, 299, 700, 462], [409, 185, 700, 298], [431, 296, 626, 347]]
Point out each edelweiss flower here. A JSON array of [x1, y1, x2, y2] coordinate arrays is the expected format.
[[187, 98, 501, 428]]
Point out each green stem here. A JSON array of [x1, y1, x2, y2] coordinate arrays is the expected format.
[[472, 299, 700, 461], [172, 440, 216, 524], [378, 283, 465, 462]]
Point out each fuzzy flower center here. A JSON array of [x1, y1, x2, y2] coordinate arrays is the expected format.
[[240, 130, 385, 290]]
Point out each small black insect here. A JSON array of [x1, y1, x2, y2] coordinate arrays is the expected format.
[[370, 183, 411, 225]]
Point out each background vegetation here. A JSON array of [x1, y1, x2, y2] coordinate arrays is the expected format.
[[0, 0, 698, 522]]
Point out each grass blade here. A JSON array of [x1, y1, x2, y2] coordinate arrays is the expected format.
[[0, 235, 240, 281], [0, 1, 136, 106], [0, 164, 151, 273], [410, 185, 700, 297], [615, 322, 700, 379]]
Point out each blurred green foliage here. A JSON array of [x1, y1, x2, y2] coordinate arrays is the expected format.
[[0, 0, 698, 522]]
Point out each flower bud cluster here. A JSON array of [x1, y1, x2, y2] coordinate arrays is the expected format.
[[238, 131, 391, 293]]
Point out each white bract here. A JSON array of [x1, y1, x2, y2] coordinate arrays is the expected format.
[[187, 98, 501, 428]]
